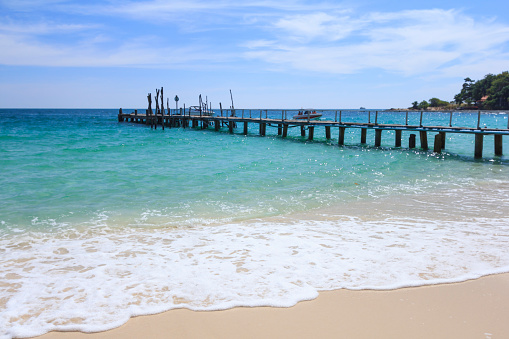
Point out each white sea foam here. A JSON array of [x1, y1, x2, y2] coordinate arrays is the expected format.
[[2, 212, 509, 338]]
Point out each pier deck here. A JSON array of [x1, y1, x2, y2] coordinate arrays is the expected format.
[[118, 109, 509, 158]]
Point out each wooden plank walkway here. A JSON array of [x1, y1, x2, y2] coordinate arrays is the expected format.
[[118, 109, 509, 159]]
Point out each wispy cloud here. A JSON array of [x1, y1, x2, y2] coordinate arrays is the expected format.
[[244, 8, 509, 77], [0, 1, 508, 78]]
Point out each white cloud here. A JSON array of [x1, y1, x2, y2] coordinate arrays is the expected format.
[[274, 12, 362, 42], [1, 2, 508, 79], [244, 8, 509, 77]]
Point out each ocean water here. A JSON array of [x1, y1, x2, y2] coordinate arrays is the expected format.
[[1, 109, 509, 338]]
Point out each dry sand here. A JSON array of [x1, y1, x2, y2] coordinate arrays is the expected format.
[[38, 273, 509, 339]]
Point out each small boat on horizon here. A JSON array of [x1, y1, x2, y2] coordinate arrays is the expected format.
[[293, 110, 322, 120]]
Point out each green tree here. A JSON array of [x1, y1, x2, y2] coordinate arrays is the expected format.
[[485, 71, 509, 109], [429, 98, 449, 107], [411, 101, 419, 109], [472, 73, 495, 105], [457, 77, 475, 105], [418, 100, 429, 110]]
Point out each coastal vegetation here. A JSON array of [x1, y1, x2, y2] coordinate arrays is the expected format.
[[410, 71, 509, 110]]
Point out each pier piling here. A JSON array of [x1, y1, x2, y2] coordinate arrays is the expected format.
[[419, 131, 428, 150], [475, 134, 484, 158], [409, 134, 416, 149], [360, 129, 367, 144], [395, 130, 402, 147], [495, 135, 503, 156], [434, 134, 442, 154], [308, 126, 314, 141], [338, 127, 346, 146], [375, 129, 382, 147]]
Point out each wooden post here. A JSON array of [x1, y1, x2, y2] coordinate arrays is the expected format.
[[374, 129, 382, 147], [368, 111, 371, 124], [338, 127, 345, 145], [282, 124, 288, 138], [495, 135, 503, 156], [475, 133, 484, 158], [405, 111, 408, 125], [308, 126, 314, 141], [439, 132, 446, 149], [419, 131, 428, 150], [433, 134, 442, 153], [339, 111, 342, 124], [155, 89, 160, 115], [229, 121, 234, 134], [301, 126, 306, 137], [374, 111, 378, 125], [325, 126, 331, 139], [335, 111, 337, 122], [409, 134, 416, 148], [419, 111, 423, 127], [160, 87, 164, 115], [244, 122, 248, 135], [278, 124, 282, 136], [147, 93, 152, 115], [134, 109, 138, 116], [361, 128, 367, 144], [477, 111, 481, 129], [118, 108, 123, 122], [215, 120, 220, 131], [395, 130, 402, 147], [449, 112, 453, 127], [259, 123, 267, 136]]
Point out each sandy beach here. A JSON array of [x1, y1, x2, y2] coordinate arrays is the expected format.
[[37, 273, 509, 339]]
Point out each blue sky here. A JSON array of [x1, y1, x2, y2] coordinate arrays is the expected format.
[[1, 0, 508, 109]]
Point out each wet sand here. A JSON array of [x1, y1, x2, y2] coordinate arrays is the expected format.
[[39, 273, 509, 339]]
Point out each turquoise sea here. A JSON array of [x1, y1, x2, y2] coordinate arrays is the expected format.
[[1, 109, 509, 338]]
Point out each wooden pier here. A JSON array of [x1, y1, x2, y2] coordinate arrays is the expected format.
[[118, 108, 509, 159]]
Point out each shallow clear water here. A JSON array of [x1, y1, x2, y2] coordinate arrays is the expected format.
[[1, 109, 509, 338]]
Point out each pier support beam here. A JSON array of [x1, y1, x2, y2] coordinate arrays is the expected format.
[[278, 124, 282, 136], [475, 134, 483, 158], [395, 130, 402, 147], [439, 132, 446, 149], [360, 128, 367, 144], [244, 122, 248, 135], [495, 135, 503, 156], [409, 134, 416, 149], [229, 121, 234, 134], [215, 120, 220, 131], [308, 126, 314, 141], [260, 123, 266, 136], [301, 126, 306, 137], [374, 129, 382, 147], [419, 131, 428, 150], [433, 134, 442, 154], [338, 127, 346, 145], [282, 125, 288, 138], [325, 126, 331, 140]]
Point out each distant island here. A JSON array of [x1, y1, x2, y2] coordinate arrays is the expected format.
[[402, 71, 509, 111]]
